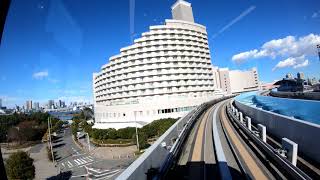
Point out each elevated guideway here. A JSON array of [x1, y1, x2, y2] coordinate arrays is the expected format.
[[165, 100, 271, 180], [117, 96, 318, 180]]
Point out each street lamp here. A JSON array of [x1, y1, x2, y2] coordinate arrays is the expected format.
[[134, 111, 142, 151]]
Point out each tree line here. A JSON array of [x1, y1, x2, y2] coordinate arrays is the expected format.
[[72, 116, 178, 149], [0, 112, 63, 144]]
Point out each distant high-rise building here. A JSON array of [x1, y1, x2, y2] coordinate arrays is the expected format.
[[58, 100, 63, 108], [26, 100, 32, 111], [33, 102, 40, 111], [48, 100, 54, 109], [286, 73, 293, 79], [0, 98, 2, 108], [297, 72, 304, 80]]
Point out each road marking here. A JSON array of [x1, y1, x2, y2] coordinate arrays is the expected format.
[[79, 158, 87, 164], [67, 161, 73, 168], [84, 156, 93, 162], [77, 158, 85, 164], [71, 174, 88, 178], [89, 169, 121, 178], [72, 153, 86, 157], [86, 167, 110, 173], [79, 162, 93, 168], [74, 159, 81, 165], [92, 170, 122, 180]]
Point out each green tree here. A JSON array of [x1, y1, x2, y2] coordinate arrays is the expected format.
[[138, 131, 149, 149], [5, 151, 35, 180], [82, 107, 93, 120]]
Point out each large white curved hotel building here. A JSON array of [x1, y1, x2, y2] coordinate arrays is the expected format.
[[93, 0, 219, 129]]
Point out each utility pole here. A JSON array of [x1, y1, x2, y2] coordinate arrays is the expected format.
[[134, 111, 140, 151], [86, 133, 91, 151], [48, 117, 55, 163]]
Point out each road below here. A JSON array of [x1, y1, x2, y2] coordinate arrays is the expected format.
[[50, 127, 135, 180]]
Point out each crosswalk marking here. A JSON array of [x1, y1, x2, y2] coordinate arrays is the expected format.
[[74, 159, 81, 165], [67, 161, 73, 168], [78, 158, 87, 164], [62, 155, 95, 170], [84, 156, 93, 162]]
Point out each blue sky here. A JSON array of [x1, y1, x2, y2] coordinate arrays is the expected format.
[[0, 0, 319, 107]]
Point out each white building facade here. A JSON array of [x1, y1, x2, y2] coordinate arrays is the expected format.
[[92, 0, 219, 129], [213, 67, 259, 94]]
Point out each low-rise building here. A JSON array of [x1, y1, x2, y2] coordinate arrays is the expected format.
[[213, 67, 259, 94], [274, 72, 306, 92]]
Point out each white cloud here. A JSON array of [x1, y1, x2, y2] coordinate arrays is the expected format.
[[232, 34, 320, 62], [293, 59, 309, 69], [232, 33, 320, 70], [272, 55, 309, 71], [231, 49, 268, 63], [32, 70, 49, 79]]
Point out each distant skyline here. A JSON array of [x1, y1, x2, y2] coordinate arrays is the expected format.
[[0, 0, 320, 107]]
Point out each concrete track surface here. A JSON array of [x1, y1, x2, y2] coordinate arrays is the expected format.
[[166, 100, 273, 180]]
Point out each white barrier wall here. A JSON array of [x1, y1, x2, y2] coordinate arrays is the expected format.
[[235, 100, 320, 163]]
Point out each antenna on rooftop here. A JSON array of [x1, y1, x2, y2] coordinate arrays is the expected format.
[[317, 44, 320, 61]]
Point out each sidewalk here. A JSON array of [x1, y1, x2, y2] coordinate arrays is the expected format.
[[29, 144, 59, 179], [1, 143, 58, 179]]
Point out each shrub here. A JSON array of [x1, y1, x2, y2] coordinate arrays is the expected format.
[[5, 151, 35, 180]]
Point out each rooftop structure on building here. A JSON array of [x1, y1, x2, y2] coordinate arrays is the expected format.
[[274, 72, 314, 92]]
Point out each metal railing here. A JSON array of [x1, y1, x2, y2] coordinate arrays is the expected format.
[[227, 102, 311, 180]]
